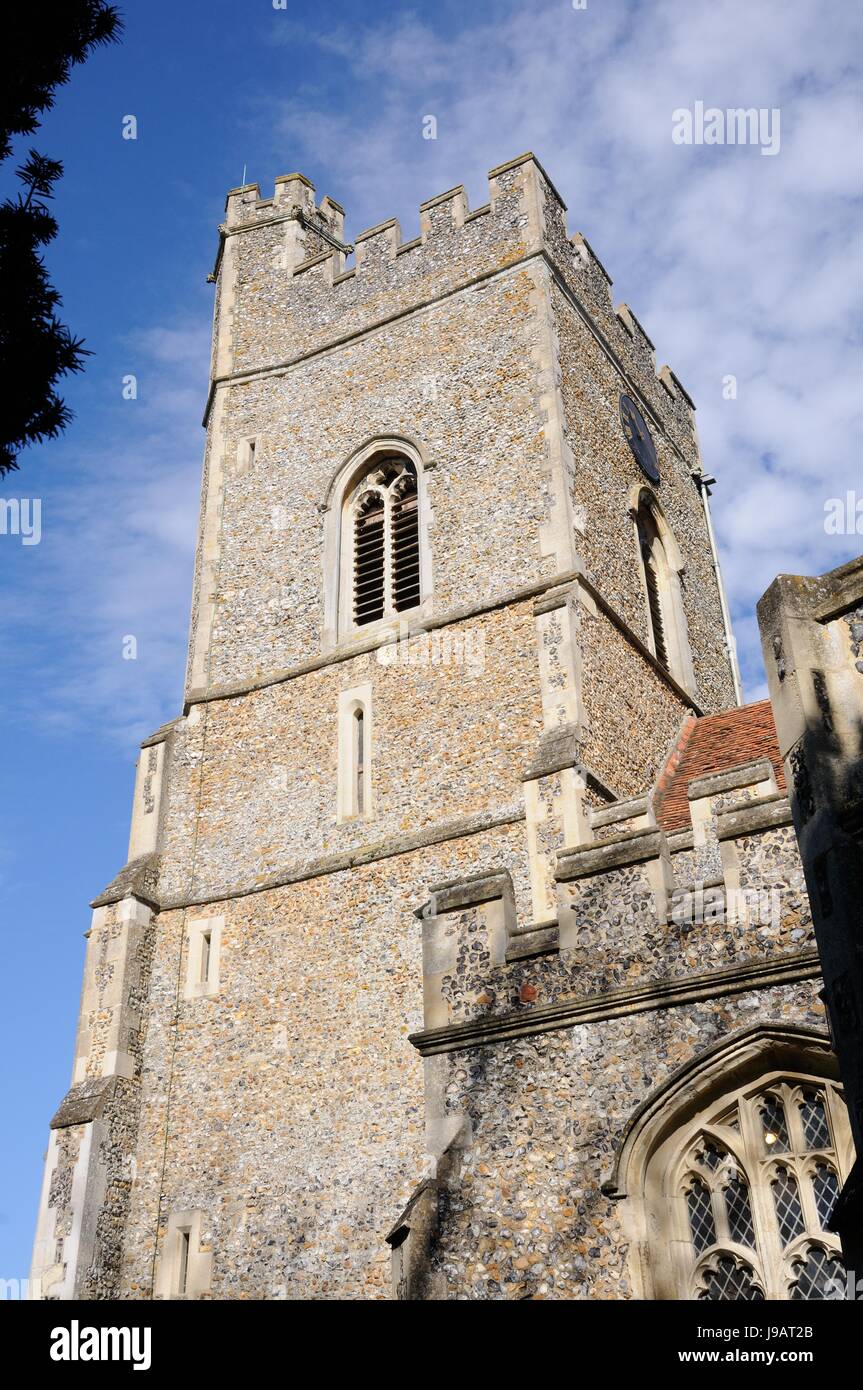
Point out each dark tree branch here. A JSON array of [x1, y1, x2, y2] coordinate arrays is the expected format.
[[0, 3, 122, 475]]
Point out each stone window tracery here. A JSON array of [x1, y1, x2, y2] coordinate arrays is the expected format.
[[668, 1078, 849, 1300], [346, 455, 420, 628]]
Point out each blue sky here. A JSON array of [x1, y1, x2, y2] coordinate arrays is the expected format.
[[1, 0, 861, 1283]]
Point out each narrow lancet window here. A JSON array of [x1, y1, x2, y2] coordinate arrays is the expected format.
[[199, 929, 212, 985], [354, 707, 365, 815]]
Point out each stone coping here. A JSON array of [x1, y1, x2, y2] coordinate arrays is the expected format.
[[522, 725, 581, 781], [716, 794, 793, 841], [556, 828, 665, 881], [140, 718, 181, 749], [90, 854, 160, 910], [51, 1077, 120, 1130], [505, 924, 559, 961], [426, 869, 513, 916], [688, 758, 774, 801], [590, 794, 650, 829]]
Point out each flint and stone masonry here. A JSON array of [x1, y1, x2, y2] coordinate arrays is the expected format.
[[31, 154, 846, 1300]]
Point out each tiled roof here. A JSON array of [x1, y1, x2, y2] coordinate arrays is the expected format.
[[653, 700, 786, 832]]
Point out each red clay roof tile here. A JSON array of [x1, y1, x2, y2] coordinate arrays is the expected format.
[[653, 700, 785, 832]]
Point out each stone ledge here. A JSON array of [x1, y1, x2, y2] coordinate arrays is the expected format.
[[688, 758, 774, 801], [505, 925, 559, 961], [187, 565, 583, 708], [90, 854, 160, 910], [50, 1077, 120, 1130], [556, 828, 665, 881], [522, 724, 581, 781], [716, 795, 793, 841], [140, 718, 181, 749], [532, 583, 573, 616], [159, 806, 526, 914], [184, 563, 701, 720], [408, 950, 822, 1055]]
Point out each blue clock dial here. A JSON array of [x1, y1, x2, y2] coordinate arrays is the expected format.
[[620, 393, 660, 483]]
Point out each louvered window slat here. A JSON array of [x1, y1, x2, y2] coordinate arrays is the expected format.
[[349, 457, 421, 626], [645, 554, 670, 669], [392, 477, 420, 612], [353, 499, 385, 625]]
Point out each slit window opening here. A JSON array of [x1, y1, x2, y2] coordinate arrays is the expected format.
[[177, 1229, 191, 1295], [354, 708, 365, 815], [199, 929, 212, 985]]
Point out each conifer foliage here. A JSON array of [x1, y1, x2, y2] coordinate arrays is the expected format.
[[0, 5, 122, 475]]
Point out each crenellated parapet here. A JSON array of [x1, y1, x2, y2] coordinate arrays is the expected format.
[[206, 152, 698, 451], [410, 739, 815, 1060]]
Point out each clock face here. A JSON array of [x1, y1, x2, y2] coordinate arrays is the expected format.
[[619, 393, 660, 483]]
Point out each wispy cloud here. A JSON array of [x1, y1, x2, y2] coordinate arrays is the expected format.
[[0, 320, 208, 745]]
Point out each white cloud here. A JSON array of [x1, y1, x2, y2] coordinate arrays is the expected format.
[[1, 320, 209, 745]]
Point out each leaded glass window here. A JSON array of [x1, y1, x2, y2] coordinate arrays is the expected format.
[[699, 1255, 764, 1301], [687, 1179, 716, 1254], [812, 1163, 840, 1229], [771, 1167, 805, 1247], [662, 1076, 849, 1300], [790, 1246, 844, 1300]]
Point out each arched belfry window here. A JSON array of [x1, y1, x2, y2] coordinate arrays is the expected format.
[[636, 504, 671, 670], [348, 455, 420, 628], [624, 1051, 852, 1300], [323, 437, 431, 648], [630, 489, 695, 693]]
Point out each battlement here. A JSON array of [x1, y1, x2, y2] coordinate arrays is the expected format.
[[411, 768, 811, 1056], [224, 172, 346, 242], [210, 152, 697, 442]]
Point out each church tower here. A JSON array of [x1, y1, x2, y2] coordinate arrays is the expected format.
[[37, 153, 834, 1303]]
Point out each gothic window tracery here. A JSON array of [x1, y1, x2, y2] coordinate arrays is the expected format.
[[346, 455, 420, 627], [669, 1079, 849, 1300]]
